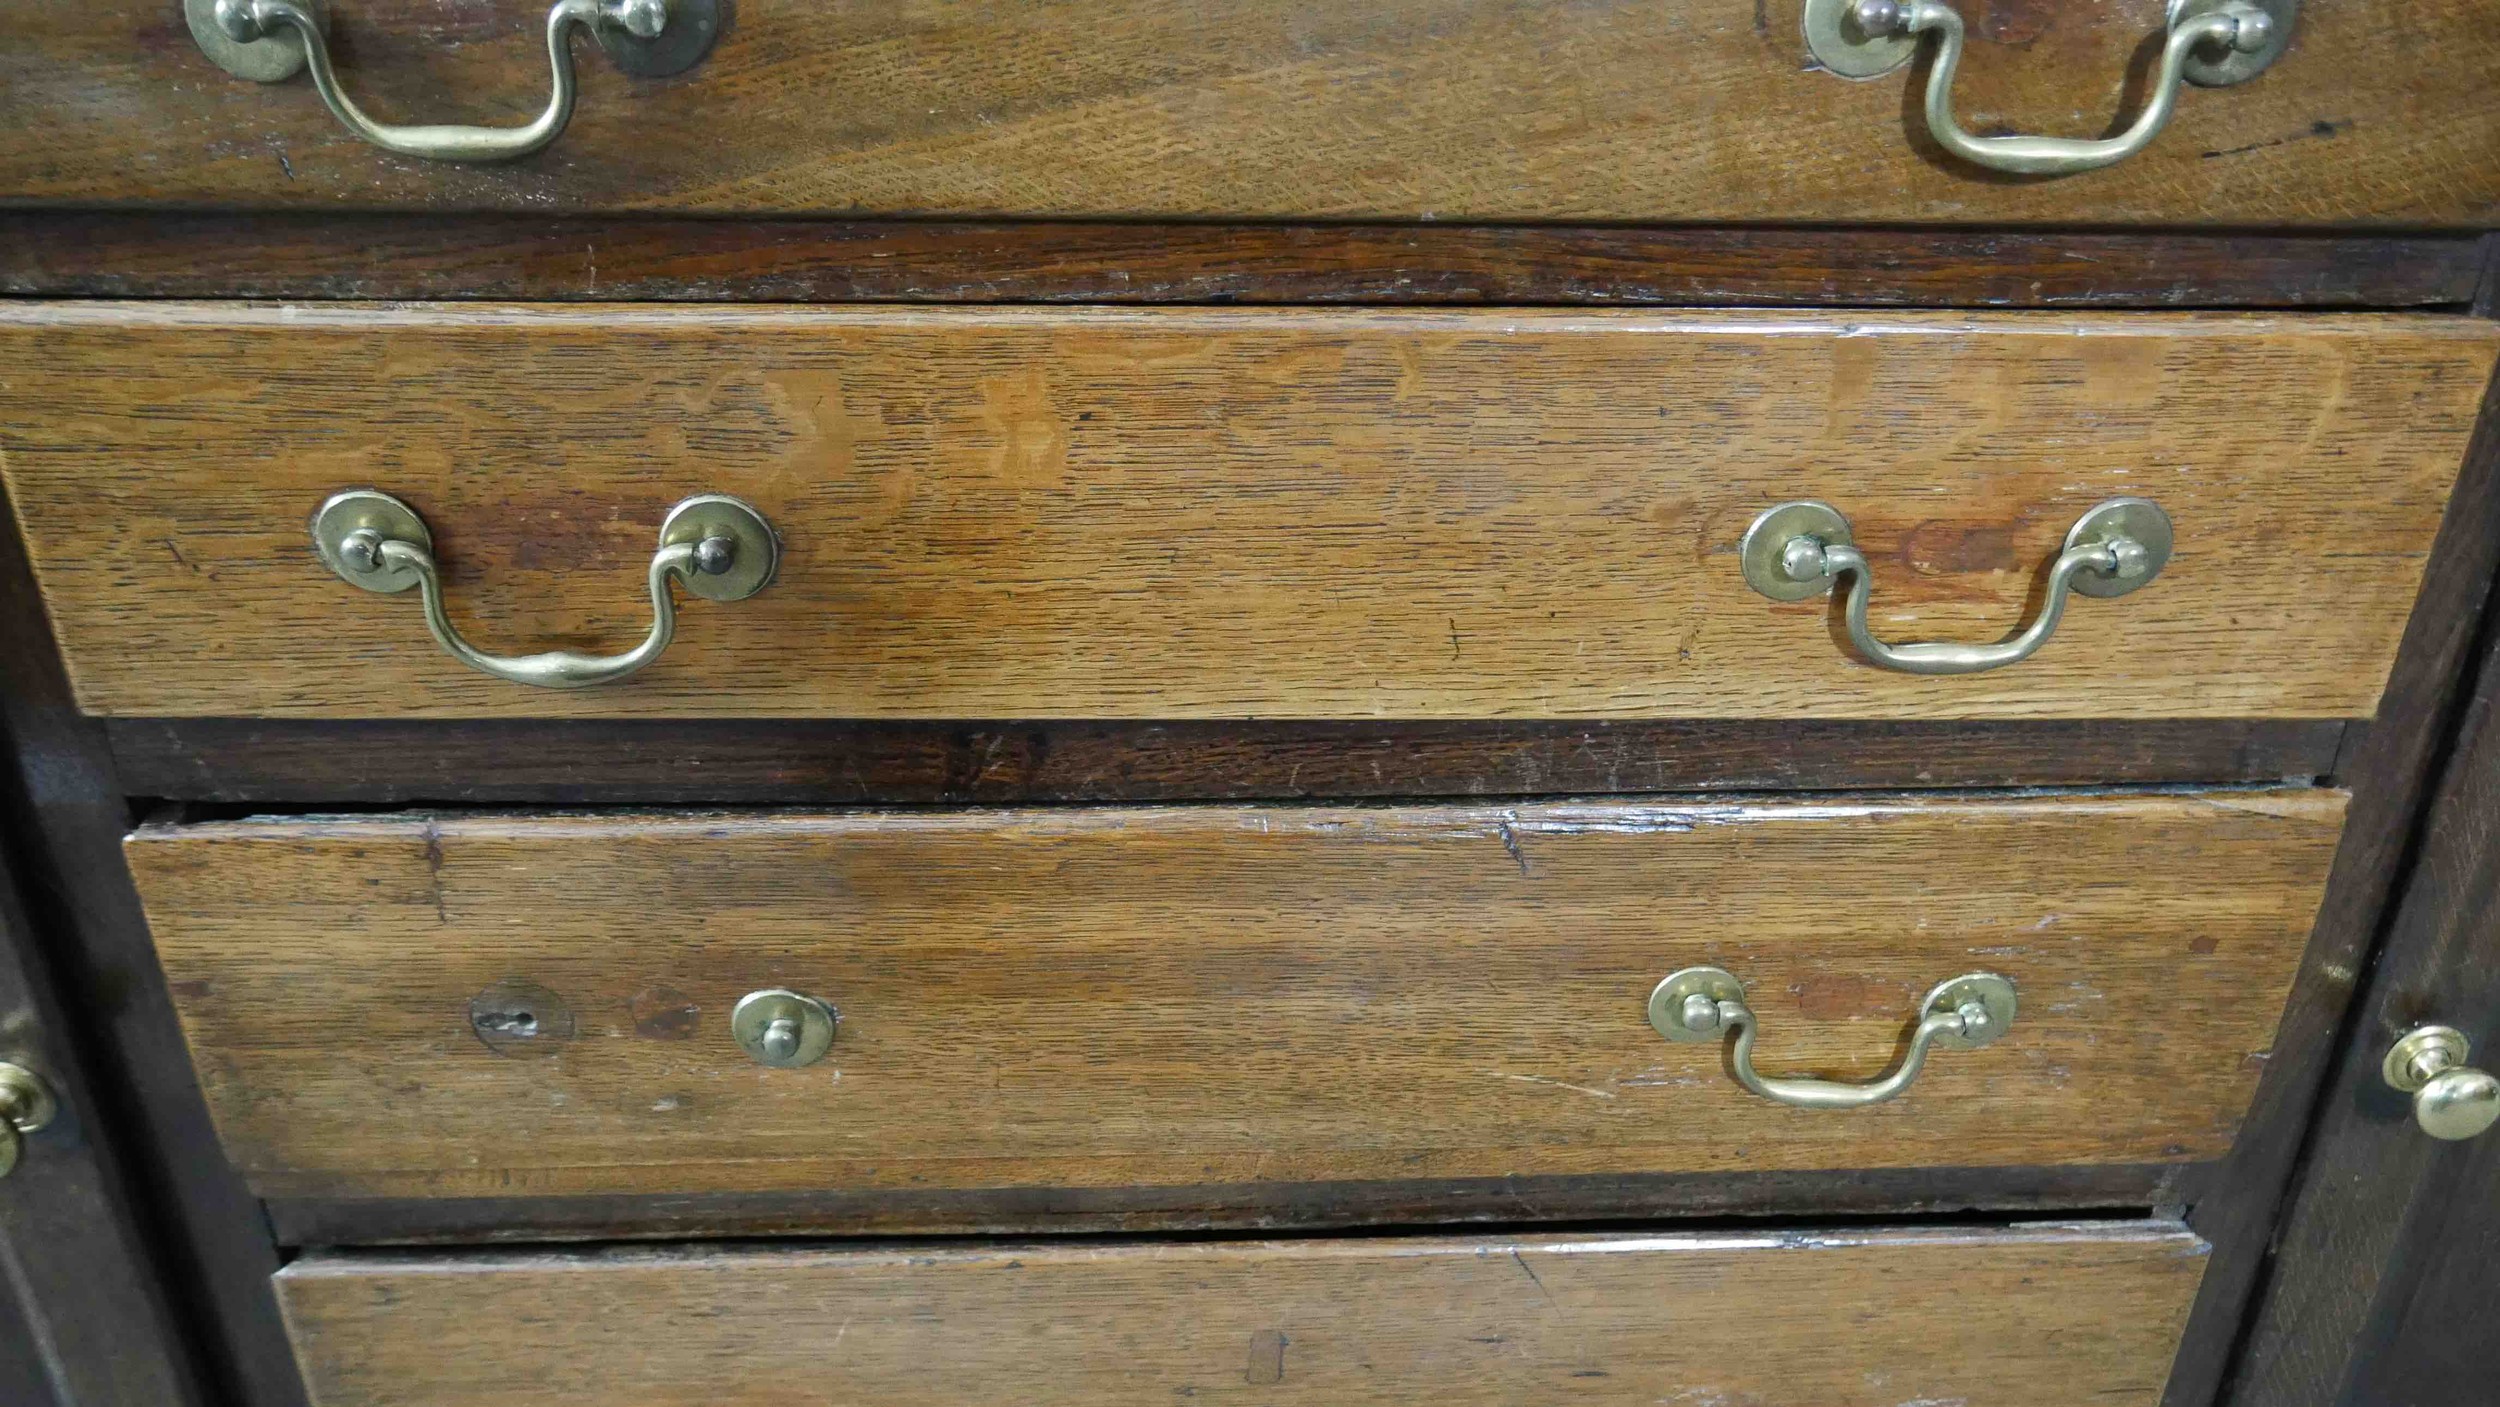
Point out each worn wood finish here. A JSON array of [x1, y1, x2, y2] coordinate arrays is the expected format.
[[128, 792, 2341, 1202], [5, 1, 2495, 225], [103, 717, 2348, 805], [5, 304, 2487, 722], [2225, 526, 2500, 1406], [2, 214, 2488, 310], [2155, 346, 2500, 1407], [276, 1223, 2209, 1407], [0, 483, 311, 1404], [267, 1161, 2206, 1248]]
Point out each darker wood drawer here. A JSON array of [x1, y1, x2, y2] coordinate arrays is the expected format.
[[4, 305, 2491, 722], [275, 1221, 2209, 1407], [4, 1, 2493, 226], [128, 791, 2342, 1203]]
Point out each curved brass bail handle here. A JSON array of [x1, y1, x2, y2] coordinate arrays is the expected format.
[[311, 490, 778, 690], [1804, 0, 2295, 176], [1739, 497, 2173, 676], [1650, 967, 2018, 1110], [189, 0, 722, 163]]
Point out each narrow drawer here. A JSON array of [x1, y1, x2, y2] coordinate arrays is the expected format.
[[5, 305, 2491, 721], [129, 790, 2343, 1201], [4, 0, 2492, 226], [277, 1222, 2209, 1407]]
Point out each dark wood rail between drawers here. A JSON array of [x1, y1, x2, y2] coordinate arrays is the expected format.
[[105, 717, 2345, 806], [265, 1162, 2201, 1249], [1, 214, 2487, 310]]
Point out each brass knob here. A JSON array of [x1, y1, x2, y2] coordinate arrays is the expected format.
[[0, 1063, 60, 1179], [2383, 1026, 2500, 1142], [731, 989, 838, 1069]]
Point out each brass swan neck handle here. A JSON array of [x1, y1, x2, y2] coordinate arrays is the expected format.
[[312, 489, 778, 690], [1740, 498, 2172, 676], [1650, 966, 2017, 1109], [188, 0, 722, 163], [1802, 0, 2296, 176]]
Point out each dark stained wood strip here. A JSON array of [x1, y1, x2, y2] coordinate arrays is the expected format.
[[104, 718, 2346, 805], [0, 213, 2485, 309], [268, 1162, 2206, 1249], [2160, 355, 2500, 1407]]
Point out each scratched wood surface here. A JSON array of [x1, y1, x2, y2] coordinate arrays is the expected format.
[[275, 1223, 2210, 1407], [3, 1, 2493, 225], [127, 792, 2342, 1200], [3, 304, 2488, 721]]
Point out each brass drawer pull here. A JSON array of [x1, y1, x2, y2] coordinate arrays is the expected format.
[[311, 489, 778, 690], [185, 0, 721, 163], [1740, 497, 2171, 675], [1650, 967, 2016, 1109], [732, 990, 839, 1069], [1803, 0, 2294, 175]]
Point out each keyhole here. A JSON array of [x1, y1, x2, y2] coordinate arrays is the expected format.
[[479, 1009, 538, 1037]]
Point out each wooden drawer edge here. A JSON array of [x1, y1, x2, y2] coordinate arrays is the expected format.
[[274, 1220, 2211, 1407]]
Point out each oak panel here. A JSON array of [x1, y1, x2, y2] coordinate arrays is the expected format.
[[1, 0, 2493, 225], [275, 1224, 2209, 1407], [128, 792, 2343, 1200], [4, 304, 2489, 721]]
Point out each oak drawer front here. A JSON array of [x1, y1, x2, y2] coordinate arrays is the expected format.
[[129, 791, 2342, 1201], [6, 305, 2491, 721], [277, 1223, 2208, 1407], [6, 1, 2493, 226]]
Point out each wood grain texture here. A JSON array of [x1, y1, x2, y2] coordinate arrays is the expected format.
[[2, 1, 2493, 225], [274, 1223, 2211, 1407], [100, 717, 2349, 805], [5, 304, 2488, 721], [3, 214, 2488, 310], [126, 791, 2344, 1201]]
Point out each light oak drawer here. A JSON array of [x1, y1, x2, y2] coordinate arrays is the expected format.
[[130, 791, 2341, 1201], [276, 1222, 2208, 1407], [5, 305, 2491, 721], [4, 0, 2493, 226]]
